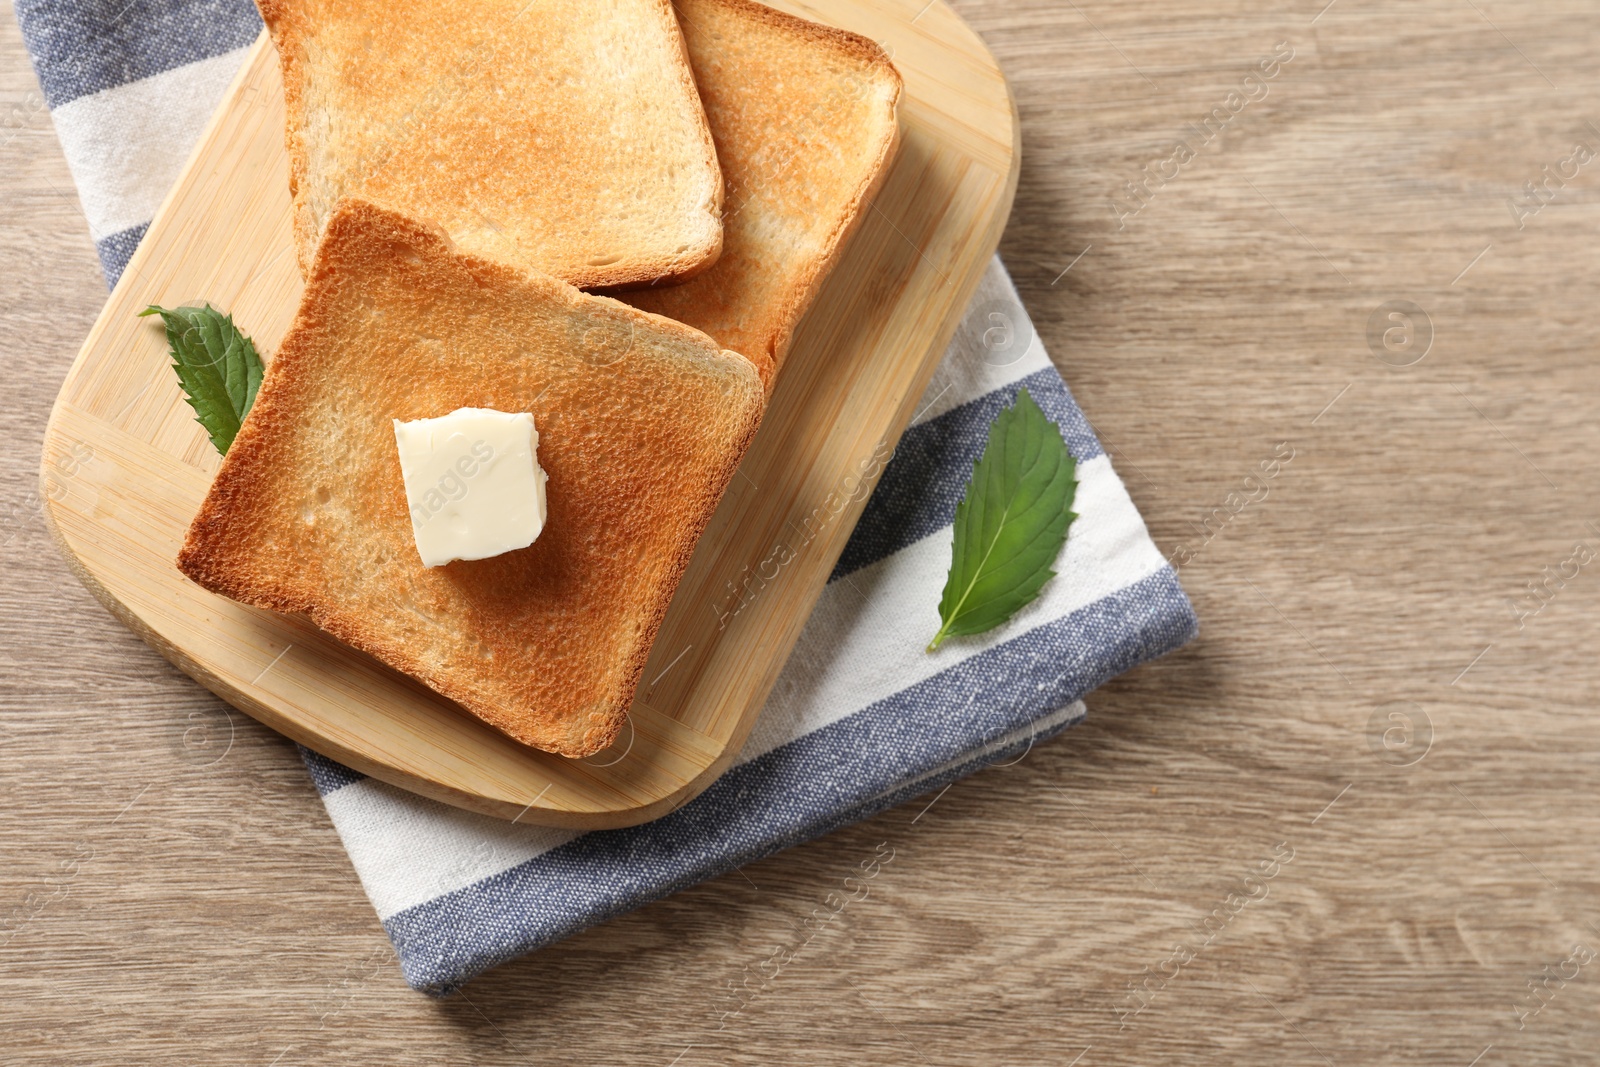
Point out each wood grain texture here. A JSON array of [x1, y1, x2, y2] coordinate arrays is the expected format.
[[4, 0, 1599, 1062], [35, 1, 1016, 828]]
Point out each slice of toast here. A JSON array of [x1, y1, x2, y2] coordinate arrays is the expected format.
[[622, 0, 902, 389], [178, 199, 765, 757], [258, 0, 725, 290]]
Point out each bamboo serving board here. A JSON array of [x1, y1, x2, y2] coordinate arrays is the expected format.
[[39, 0, 1018, 828]]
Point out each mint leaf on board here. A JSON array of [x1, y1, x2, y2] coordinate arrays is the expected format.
[[928, 387, 1078, 652], [139, 303, 264, 456]]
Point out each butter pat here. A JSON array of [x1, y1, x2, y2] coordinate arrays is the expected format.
[[393, 407, 548, 567]]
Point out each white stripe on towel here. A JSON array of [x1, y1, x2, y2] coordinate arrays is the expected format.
[[50, 46, 251, 241]]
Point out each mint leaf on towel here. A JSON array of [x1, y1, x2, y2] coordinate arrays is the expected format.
[[140, 303, 264, 456], [928, 387, 1077, 652]]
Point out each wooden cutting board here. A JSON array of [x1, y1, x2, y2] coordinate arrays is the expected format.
[[38, 0, 1018, 829]]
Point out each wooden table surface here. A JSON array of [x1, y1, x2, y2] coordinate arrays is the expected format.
[[4, 0, 1597, 1062]]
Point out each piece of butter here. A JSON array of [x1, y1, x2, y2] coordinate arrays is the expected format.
[[392, 407, 548, 568]]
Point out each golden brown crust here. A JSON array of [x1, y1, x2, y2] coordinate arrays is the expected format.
[[179, 198, 764, 757], [254, 0, 724, 289], [253, 0, 315, 276], [689, 0, 901, 69], [624, 0, 903, 390]]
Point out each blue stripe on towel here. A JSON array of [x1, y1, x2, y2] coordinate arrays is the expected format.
[[13, 0, 260, 109], [382, 566, 1195, 994], [95, 222, 146, 288], [301, 746, 368, 796]]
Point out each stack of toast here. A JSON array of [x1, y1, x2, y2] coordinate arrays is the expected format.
[[178, 0, 903, 756]]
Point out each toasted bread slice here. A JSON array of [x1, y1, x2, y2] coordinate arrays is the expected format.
[[623, 0, 902, 388], [178, 199, 765, 757], [258, 0, 725, 290]]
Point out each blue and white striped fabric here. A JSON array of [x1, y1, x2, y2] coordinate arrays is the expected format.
[[15, 0, 1198, 994]]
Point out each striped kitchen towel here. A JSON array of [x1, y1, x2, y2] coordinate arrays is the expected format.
[[14, 0, 1198, 994]]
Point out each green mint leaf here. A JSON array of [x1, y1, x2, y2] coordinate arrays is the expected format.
[[139, 303, 264, 456], [928, 387, 1078, 652]]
